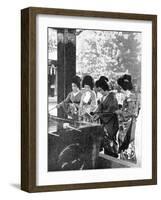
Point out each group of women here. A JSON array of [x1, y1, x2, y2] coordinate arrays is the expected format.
[[55, 74, 139, 158]]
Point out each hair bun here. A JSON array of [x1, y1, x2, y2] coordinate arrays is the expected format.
[[82, 75, 94, 90], [95, 76, 109, 91], [72, 76, 81, 89], [117, 74, 133, 91], [99, 76, 109, 83]]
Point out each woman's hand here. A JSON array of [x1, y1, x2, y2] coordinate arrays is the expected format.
[[93, 114, 99, 121], [56, 104, 61, 109], [115, 109, 122, 115]]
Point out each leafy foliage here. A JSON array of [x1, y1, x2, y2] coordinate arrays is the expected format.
[[76, 30, 141, 83]]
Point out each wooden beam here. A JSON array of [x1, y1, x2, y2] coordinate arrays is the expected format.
[[99, 153, 137, 168]]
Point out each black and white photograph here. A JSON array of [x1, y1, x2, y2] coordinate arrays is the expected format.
[[21, 7, 157, 192], [48, 27, 142, 171]]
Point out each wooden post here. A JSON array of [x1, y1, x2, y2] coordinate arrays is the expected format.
[[64, 29, 76, 95], [57, 29, 76, 118]]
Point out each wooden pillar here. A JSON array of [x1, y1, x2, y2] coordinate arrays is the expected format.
[[57, 29, 76, 118], [64, 29, 76, 95]]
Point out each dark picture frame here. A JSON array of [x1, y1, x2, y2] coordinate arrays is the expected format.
[[21, 7, 157, 192]]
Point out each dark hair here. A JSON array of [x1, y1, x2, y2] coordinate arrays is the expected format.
[[99, 76, 109, 83], [117, 74, 133, 91], [82, 75, 94, 90], [95, 76, 109, 91], [72, 76, 81, 89]]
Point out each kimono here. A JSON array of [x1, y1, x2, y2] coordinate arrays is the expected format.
[[134, 111, 141, 166], [95, 92, 119, 157], [79, 90, 97, 122], [59, 91, 82, 120], [118, 91, 140, 162], [116, 91, 126, 109]]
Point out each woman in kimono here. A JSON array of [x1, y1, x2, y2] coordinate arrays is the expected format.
[[56, 76, 82, 120], [117, 74, 140, 162], [93, 76, 119, 157], [79, 75, 97, 122]]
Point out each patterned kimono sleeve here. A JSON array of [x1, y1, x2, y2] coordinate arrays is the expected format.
[[90, 91, 97, 112], [79, 92, 84, 107], [73, 92, 82, 109], [78, 93, 86, 116]]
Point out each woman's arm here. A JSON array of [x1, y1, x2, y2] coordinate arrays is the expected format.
[[56, 92, 72, 108]]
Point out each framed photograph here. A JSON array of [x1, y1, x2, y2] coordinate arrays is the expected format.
[[21, 7, 157, 192]]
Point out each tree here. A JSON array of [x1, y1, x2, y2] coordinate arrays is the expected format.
[[76, 30, 141, 84]]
